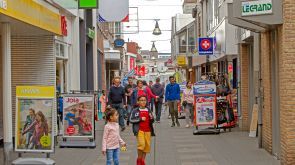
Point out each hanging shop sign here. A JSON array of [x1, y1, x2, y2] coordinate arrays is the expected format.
[[15, 86, 55, 153], [79, 0, 98, 9], [242, 0, 272, 16], [63, 94, 94, 138], [61, 16, 68, 36], [198, 38, 214, 55], [114, 39, 125, 48], [130, 57, 135, 71], [0, 0, 61, 35], [177, 56, 187, 66], [87, 28, 95, 39]]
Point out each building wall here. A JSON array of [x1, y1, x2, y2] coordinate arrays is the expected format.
[[260, 31, 273, 153], [280, 0, 295, 163], [239, 43, 249, 131]]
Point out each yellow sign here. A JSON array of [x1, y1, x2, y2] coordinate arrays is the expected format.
[[177, 56, 187, 66], [40, 135, 51, 147], [0, 0, 61, 35], [16, 86, 55, 98]]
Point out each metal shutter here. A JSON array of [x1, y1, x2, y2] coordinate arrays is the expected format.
[[11, 36, 57, 136]]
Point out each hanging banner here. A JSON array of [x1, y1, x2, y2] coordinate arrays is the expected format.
[[63, 95, 94, 138], [98, 0, 129, 22], [15, 86, 55, 153]]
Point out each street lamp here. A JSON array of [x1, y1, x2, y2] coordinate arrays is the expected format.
[[150, 41, 158, 53], [152, 20, 162, 35]]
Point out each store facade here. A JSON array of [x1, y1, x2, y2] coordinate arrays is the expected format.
[[227, 0, 295, 164], [0, 0, 62, 161]]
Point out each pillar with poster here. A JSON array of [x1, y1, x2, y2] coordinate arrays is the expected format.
[[193, 80, 220, 135]]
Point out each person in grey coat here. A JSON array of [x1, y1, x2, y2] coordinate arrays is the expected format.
[[151, 78, 165, 122]]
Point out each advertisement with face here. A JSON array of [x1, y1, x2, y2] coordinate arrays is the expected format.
[[15, 86, 55, 153], [63, 95, 94, 138]]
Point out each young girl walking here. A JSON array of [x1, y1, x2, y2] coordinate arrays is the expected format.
[[102, 108, 126, 165], [130, 96, 155, 165]]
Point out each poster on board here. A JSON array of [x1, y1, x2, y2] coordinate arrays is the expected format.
[[15, 86, 55, 153], [63, 95, 94, 138], [195, 96, 217, 126]]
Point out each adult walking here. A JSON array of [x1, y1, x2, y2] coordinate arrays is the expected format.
[[125, 77, 137, 126], [131, 80, 158, 108], [108, 77, 127, 131], [152, 78, 164, 123], [181, 81, 194, 128], [165, 76, 181, 127], [148, 80, 154, 112]]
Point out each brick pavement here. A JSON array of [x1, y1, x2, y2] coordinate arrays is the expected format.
[[0, 116, 280, 165]]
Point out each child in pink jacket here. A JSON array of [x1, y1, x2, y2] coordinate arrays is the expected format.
[[102, 108, 126, 165]]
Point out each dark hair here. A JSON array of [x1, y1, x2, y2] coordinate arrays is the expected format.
[[105, 108, 117, 121], [128, 77, 133, 80], [137, 80, 143, 85], [169, 76, 174, 79], [142, 80, 147, 86], [156, 78, 160, 82], [186, 81, 192, 86], [137, 96, 147, 101]]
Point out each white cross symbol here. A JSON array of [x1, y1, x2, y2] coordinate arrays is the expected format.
[[202, 40, 210, 49]]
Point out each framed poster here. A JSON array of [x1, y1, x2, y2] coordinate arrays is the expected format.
[[63, 95, 94, 138], [15, 86, 55, 153], [195, 96, 217, 126]]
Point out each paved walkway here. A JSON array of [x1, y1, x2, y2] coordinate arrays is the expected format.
[[0, 115, 280, 165]]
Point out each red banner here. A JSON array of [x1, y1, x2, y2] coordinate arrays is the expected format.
[[130, 58, 135, 71]]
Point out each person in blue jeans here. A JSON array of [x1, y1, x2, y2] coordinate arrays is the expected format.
[[102, 108, 126, 165], [108, 77, 127, 131], [165, 76, 181, 127]]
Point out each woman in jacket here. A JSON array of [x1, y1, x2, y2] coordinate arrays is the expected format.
[[181, 81, 194, 128]]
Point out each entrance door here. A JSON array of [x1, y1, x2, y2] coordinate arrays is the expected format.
[[271, 30, 280, 159]]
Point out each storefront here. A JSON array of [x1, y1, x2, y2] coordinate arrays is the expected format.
[[0, 0, 62, 154], [228, 0, 286, 161]]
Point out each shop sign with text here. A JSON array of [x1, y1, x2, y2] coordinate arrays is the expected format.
[[242, 0, 272, 16]]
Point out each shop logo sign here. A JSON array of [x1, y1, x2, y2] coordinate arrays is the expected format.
[[198, 37, 214, 55], [242, 0, 272, 16], [0, 0, 7, 10]]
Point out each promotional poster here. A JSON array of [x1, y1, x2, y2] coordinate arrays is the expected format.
[[15, 86, 55, 153], [63, 95, 94, 138], [195, 96, 216, 126]]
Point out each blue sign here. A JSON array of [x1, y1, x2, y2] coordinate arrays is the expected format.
[[198, 37, 214, 55], [114, 39, 125, 48], [193, 80, 216, 95]]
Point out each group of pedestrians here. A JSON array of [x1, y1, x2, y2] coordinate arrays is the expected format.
[[102, 75, 195, 165]]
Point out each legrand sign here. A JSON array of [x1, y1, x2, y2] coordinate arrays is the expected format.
[[242, 0, 272, 16]]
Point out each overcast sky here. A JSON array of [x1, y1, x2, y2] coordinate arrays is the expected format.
[[123, 0, 183, 53]]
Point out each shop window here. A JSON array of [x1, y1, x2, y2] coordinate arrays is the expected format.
[[55, 42, 68, 59]]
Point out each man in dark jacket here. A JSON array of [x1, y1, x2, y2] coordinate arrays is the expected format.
[[152, 78, 164, 122], [108, 77, 127, 131], [165, 76, 181, 127], [125, 77, 137, 126]]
